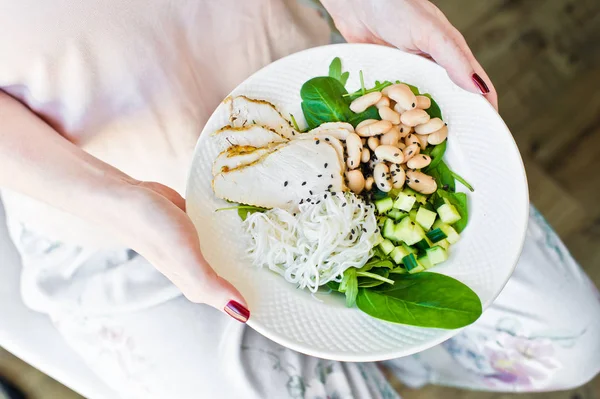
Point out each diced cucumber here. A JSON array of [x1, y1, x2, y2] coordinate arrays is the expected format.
[[402, 188, 427, 204], [402, 242, 416, 254], [433, 220, 460, 244], [416, 207, 437, 230], [389, 188, 403, 198], [409, 209, 418, 222], [393, 191, 417, 212], [394, 217, 426, 245], [390, 246, 411, 264], [413, 238, 430, 251], [379, 239, 395, 255], [387, 209, 406, 221], [437, 203, 462, 224], [426, 228, 447, 243], [426, 246, 448, 265], [382, 218, 396, 241], [436, 239, 450, 250], [408, 264, 425, 274], [418, 254, 434, 269], [375, 196, 394, 214], [401, 253, 419, 271]]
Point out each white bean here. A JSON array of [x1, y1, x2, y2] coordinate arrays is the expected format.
[[346, 133, 363, 170], [356, 120, 393, 137], [373, 163, 392, 193], [406, 170, 437, 194], [375, 96, 390, 109], [397, 141, 406, 150], [380, 126, 400, 147], [402, 143, 420, 163], [427, 125, 448, 145], [386, 84, 417, 111], [397, 124, 412, 138], [393, 102, 407, 114], [404, 133, 420, 147], [407, 154, 431, 169], [389, 163, 406, 189], [375, 145, 404, 164], [347, 169, 366, 194], [356, 119, 378, 131], [400, 109, 430, 127], [361, 147, 371, 163], [350, 92, 382, 113], [415, 117, 444, 135], [367, 136, 380, 151], [415, 133, 429, 150], [378, 106, 401, 125], [365, 176, 375, 191], [416, 95, 431, 110]]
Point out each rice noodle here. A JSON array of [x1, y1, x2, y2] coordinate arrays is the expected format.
[[243, 192, 381, 292]]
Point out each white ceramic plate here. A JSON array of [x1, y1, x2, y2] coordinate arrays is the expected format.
[[185, 43, 528, 361]]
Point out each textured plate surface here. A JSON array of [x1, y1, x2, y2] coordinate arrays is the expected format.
[[185, 44, 528, 361]]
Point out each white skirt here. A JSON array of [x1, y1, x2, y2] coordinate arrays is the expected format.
[[6, 205, 600, 398]]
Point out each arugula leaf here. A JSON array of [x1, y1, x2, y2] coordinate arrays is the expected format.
[[423, 93, 443, 120], [345, 80, 394, 100], [423, 140, 447, 171], [356, 272, 482, 328], [340, 268, 358, 307], [328, 57, 342, 81], [300, 77, 350, 129], [427, 160, 456, 192], [434, 189, 469, 233], [215, 205, 266, 221]]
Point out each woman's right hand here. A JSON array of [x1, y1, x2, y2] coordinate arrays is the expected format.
[[120, 180, 250, 322]]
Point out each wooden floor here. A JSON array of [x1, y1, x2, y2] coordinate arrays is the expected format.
[[1, 0, 599, 397]]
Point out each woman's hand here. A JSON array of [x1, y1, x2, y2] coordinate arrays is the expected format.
[[0, 90, 249, 323], [320, 0, 498, 110], [121, 181, 249, 322]]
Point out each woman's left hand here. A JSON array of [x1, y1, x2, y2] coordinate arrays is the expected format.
[[320, 0, 498, 110]]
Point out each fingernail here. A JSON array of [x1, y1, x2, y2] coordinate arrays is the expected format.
[[224, 300, 250, 323], [472, 73, 490, 94]]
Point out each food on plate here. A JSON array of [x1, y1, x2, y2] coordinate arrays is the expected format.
[[211, 57, 481, 329]]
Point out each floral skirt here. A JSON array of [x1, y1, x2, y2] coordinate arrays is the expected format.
[[7, 206, 600, 398]]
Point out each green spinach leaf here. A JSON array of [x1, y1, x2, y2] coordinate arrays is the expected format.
[[328, 57, 342, 82], [423, 140, 447, 171], [340, 268, 358, 307], [427, 160, 456, 192], [423, 93, 443, 120], [347, 105, 380, 127], [300, 77, 350, 129], [340, 71, 350, 86], [356, 272, 482, 329]]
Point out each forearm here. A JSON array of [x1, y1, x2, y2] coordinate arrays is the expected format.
[[0, 90, 139, 232]]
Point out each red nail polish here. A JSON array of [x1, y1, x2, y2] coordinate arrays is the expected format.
[[472, 73, 490, 94], [224, 300, 250, 323]]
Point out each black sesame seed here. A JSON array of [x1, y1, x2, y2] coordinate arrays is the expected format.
[[292, 131, 296, 135], [324, 163, 328, 168], [309, 190, 313, 195], [415, 179, 420, 183], [307, 198, 312, 202], [445, 122, 448, 126], [362, 227, 367, 233], [328, 184, 333, 189], [325, 137, 330, 142], [302, 181, 307, 186], [412, 102, 415, 108], [350, 160, 354, 166], [351, 229, 355, 234], [342, 202, 347, 207], [324, 194, 328, 199], [381, 172, 385, 178], [330, 174, 334, 178], [422, 155, 427, 159], [318, 174, 322, 178], [375, 228, 379, 234], [316, 140, 320, 145], [408, 151, 413, 155], [380, 183, 384, 188], [284, 181, 288, 187], [293, 213, 297, 216], [316, 200, 321, 204], [411, 222, 415, 226], [300, 199, 304, 204]]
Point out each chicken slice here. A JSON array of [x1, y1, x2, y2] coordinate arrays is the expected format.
[[225, 95, 297, 139], [294, 134, 345, 172], [212, 144, 283, 176], [306, 122, 354, 140], [213, 140, 344, 209], [212, 125, 287, 150]]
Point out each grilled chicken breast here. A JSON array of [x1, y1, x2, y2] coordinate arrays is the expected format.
[[212, 125, 287, 150], [226, 95, 297, 139], [212, 144, 283, 176]]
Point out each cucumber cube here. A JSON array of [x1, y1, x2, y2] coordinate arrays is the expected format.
[[394, 217, 425, 245], [426, 246, 448, 265], [418, 254, 434, 269], [379, 239, 395, 255], [375, 196, 394, 214], [387, 209, 406, 221], [437, 203, 462, 224], [436, 239, 450, 250], [408, 264, 425, 274], [390, 246, 411, 264], [416, 207, 437, 230], [382, 219, 396, 241], [393, 192, 417, 212], [409, 209, 418, 221], [401, 253, 419, 271], [433, 220, 461, 244], [402, 188, 427, 204]]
